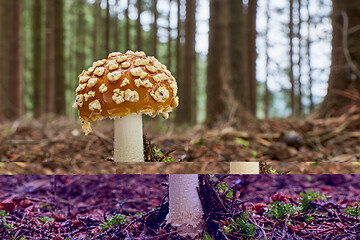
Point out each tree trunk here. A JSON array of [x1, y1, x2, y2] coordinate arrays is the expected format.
[[176, 0, 196, 124], [316, 0, 360, 117], [45, 0, 55, 113], [289, 0, 295, 116], [306, 0, 313, 112], [114, 0, 120, 51], [229, 0, 250, 119], [54, 0, 66, 115], [247, 0, 258, 116], [6, 0, 23, 119], [32, 0, 44, 118], [93, 0, 100, 59], [0, 0, 8, 120], [264, 0, 270, 118], [106, 0, 110, 54], [136, 0, 142, 50], [297, 0, 303, 115], [167, 0, 172, 69], [206, 0, 233, 126], [126, 0, 130, 50], [151, 0, 158, 57]]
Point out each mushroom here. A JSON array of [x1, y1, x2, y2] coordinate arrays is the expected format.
[[230, 162, 260, 174], [73, 51, 179, 162], [166, 174, 204, 237]]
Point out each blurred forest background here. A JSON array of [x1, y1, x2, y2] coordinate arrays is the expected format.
[[0, 0, 359, 126]]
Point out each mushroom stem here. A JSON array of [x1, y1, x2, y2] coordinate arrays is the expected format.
[[114, 113, 144, 162], [166, 174, 204, 237], [230, 162, 260, 174]]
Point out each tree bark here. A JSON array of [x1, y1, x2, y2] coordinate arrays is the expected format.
[[247, 0, 258, 116], [264, 0, 270, 118], [289, 0, 295, 116], [297, 0, 303, 115], [106, 0, 110, 54], [306, 0, 313, 112], [136, 0, 142, 50], [316, 0, 360, 117], [0, 0, 8, 120], [229, 0, 251, 119], [176, 0, 196, 124], [54, 0, 66, 115], [32, 0, 44, 118], [93, 0, 100, 59], [126, 0, 130, 50], [206, 0, 233, 126], [151, 0, 158, 57], [167, 0, 172, 69], [45, 0, 55, 113]]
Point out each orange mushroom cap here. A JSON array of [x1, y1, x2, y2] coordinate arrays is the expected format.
[[73, 51, 179, 134]]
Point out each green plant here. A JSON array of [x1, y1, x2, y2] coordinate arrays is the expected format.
[[198, 231, 212, 240], [222, 212, 255, 239], [0, 210, 9, 217], [194, 137, 205, 147], [38, 216, 55, 224], [344, 202, 360, 217], [234, 137, 249, 147], [154, 147, 174, 162], [269, 167, 278, 174], [265, 201, 300, 220], [2, 218, 13, 230], [100, 214, 128, 231], [40, 203, 54, 212], [299, 189, 329, 212], [216, 182, 233, 199]]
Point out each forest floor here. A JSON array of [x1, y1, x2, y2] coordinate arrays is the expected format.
[[0, 101, 360, 174], [0, 175, 359, 239], [0, 103, 360, 174]]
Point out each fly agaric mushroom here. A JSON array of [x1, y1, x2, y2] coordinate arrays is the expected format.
[[166, 174, 204, 237], [230, 162, 259, 174], [73, 51, 179, 162]]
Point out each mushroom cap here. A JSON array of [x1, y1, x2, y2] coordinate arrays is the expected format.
[[73, 51, 179, 134]]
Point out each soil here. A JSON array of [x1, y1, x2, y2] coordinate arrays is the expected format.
[[0, 175, 359, 239]]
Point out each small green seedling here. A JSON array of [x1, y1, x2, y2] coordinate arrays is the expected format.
[[0, 210, 9, 217], [154, 147, 174, 162], [234, 137, 249, 147], [100, 214, 128, 231], [2, 218, 13, 230], [40, 203, 54, 212], [344, 202, 360, 218], [38, 216, 55, 224], [222, 212, 256, 239], [269, 167, 278, 174], [198, 231, 212, 240], [299, 189, 329, 212], [265, 201, 300, 220], [216, 182, 233, 199], [194, 137, 205, 147]]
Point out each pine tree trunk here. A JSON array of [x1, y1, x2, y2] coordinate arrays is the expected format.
[[54, 0, 66, 115], [126, 0, 130, 50], [289, 0, 295, 116], [45, 0, 55, 113], [32, 0, 44, 118], [136, 0, 142, 50], [0, 0, 7, 120], [151, 0, 158, 57], [264, 0, 270, 118], [247, 0, 258, 116], [93, 0, 100, 59], [176, 0, 196, 124], [114, 0, 120, 50], [7, 0, 23, 119], [206, 0, 232, 126], [105, 0, 110, 54], [297, 0, 303, 115], [306, 0, 313, 112], [316, 0, 360, 117], [229, 0, 250, 119], [167, 0, 172, 69]]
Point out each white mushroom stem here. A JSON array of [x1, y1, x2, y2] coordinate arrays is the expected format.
[[114, 113, 144, 162], [230, 162, 260, 174], [166, 174, 204, 237]]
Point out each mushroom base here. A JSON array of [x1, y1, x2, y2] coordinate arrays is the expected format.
[[114, 113, 144, 162], [166, 174, 204, 237], [230, 162, 260, 174]]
